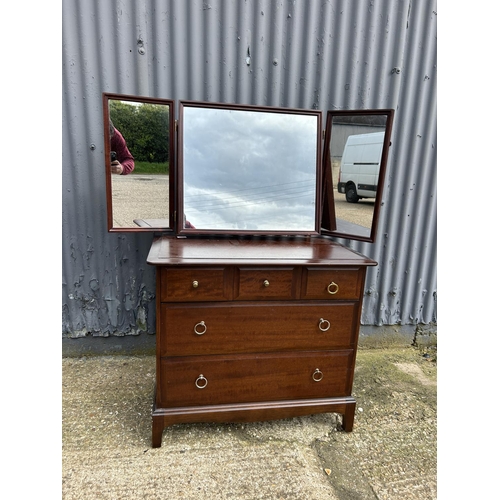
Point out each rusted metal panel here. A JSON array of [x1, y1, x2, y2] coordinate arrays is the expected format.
[[62, 0, 436, 336]]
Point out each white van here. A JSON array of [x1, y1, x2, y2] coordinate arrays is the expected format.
[[337, 131, 384, 203]]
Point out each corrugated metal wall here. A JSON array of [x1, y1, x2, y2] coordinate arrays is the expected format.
[[62, 0, 437, 337]]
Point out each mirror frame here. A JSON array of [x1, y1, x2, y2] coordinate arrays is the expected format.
[[176, 100, 323, 237], [321, 109, 395, 243], [102, 92, 176, 233]]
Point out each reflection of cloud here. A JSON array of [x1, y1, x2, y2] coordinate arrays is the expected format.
[[185, 183, 316, 230], [182, 106, 318, 231]]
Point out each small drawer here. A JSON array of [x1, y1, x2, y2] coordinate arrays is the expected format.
[[160, 302, 358, 356], [160, 268, 229, 302], [159, 350, 354, 407], [236, 268, 296, 300], [302, 268, 363, 300]]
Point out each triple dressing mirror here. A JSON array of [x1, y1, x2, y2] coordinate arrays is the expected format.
[[103, 93, 394, 242]]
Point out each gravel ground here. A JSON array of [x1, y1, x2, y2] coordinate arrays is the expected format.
[[111, 174, 170, 228], [109, 172, 375, 232], [62, 344, 436, 499]]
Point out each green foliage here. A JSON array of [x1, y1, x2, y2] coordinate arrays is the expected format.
[[132, 160, 169, 175], [109, 100, 170, 163]]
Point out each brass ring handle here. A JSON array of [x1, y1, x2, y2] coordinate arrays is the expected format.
[[195, 374, 208, 389], [312, 368, 324, 382], [263, 280, 270, 287], [192, 280, 199, 288], [194, 321, 207, 335], [318, 318, 331, 332], [327, 281, 339, 295]]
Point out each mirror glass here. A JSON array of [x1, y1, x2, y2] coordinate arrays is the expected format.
[[178, 102, 321, 235], [322, 110, 394, 242], [103, 93, 175, 231]]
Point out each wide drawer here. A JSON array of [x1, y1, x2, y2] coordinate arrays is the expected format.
[[159, 302, 358, 356], [302, 268, 364, 300], [158, 350, 354, 407], [160, 268, 230, 302]]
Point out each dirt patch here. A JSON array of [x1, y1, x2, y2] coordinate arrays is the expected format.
[[394, 362, 436, 387], [315, 346, 437, 499]]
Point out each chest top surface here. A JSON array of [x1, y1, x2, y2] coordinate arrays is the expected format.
[[147, 236, 377, 267]]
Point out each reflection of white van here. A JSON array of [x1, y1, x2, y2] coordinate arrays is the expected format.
[[337, 132, 384, 203]]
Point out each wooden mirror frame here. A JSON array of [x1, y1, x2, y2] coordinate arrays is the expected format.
[[321, 109, 395, 243], [102, 92, 176, 233], [176, 100, 323, 237]]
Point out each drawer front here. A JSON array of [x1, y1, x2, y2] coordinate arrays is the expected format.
[[236, 268, 296, 300], [160, 268, 228, 302], [302, 268, 363, 300], [160, 302, 358, 356], [159, 350, 354, 407]]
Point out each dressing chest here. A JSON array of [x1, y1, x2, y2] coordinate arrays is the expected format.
[[147, 236, 376, 448], [102, 94, 394, 448]]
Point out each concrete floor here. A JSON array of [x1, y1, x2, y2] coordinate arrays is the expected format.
[[62, 340, 437, 499]]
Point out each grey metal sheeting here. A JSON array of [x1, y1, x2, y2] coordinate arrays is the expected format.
[[62, 0, 437, 336]]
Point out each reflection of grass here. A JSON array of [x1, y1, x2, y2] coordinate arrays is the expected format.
[[132, 161, 169, 175]]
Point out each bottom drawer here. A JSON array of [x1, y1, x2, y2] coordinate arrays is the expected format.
[[159, 350, 354, 407]]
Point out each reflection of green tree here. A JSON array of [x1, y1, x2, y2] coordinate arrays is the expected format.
[[109, 101, 170, 167]]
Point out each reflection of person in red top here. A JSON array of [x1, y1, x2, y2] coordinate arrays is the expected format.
[[109, 120, 135, 175]]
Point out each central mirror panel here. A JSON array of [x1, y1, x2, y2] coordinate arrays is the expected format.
[[178, 101, 322, 235]]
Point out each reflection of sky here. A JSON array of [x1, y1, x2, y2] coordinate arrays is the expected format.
[[182, 107, 318, 231]]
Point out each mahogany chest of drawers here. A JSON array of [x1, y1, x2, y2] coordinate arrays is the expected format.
[[147, 236, 376, 447]]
